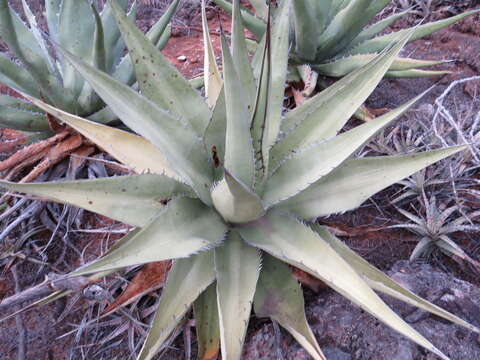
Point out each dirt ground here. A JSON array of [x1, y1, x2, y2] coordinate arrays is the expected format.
[[0, 1, 479, 359]]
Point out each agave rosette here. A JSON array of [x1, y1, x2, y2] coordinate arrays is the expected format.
[[0, 1, 477, 359], [0, 0, 178, 133], [213, 0, 479, 78]]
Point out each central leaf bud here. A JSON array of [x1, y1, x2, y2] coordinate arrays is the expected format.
[[211, 173, 265, 224]]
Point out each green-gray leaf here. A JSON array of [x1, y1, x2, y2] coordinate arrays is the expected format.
[[72, 197, 227, 275], [215, 230, 261, 360], [0, 174, 193, 227], [138, 251, 217, 360]]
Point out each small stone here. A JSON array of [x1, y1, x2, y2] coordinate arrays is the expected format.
[[177, 55, 187, 62]]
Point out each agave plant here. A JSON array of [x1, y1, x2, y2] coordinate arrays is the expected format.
[[0, 1, 477, 359], [392, 194, 480, 269], [0, 0, 178, 133], [213, 0, 479, 78]]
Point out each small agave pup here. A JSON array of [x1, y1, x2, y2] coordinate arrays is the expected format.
[[392, 194, 480, 271], [213, 0, 479, 78], [0, 1, 477, 359]]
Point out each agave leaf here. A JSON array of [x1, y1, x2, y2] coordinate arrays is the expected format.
[[109, 0, 211, 136], [254, 254, 325, 360], [0, 94, 40, 112], [100, 0, 128, 72], [212, 0, 266, 39], [211, 170, 265, 224], [204, 90, 226, 180], [91, 4, 107, 73], [410, 237, 432, 261], [437, 235, 471, 261], [56, 44, 213, 203], [329, 0, 349, 16], [77, 4, 106, 113], [293, 0, 328, 61], [276, 147, 466, 219], [275, 31, 413, 163], [138, 251, 216, 360], [249, 0, 268, 20], [201, 0, 222, 107], [397, 207, 426, 227], [45, 0, 62, 44], [313, 55, 446, 77], [193, 283, 221, 360], [21, 94, 178, 178], [231, 0, 256, 103], [0, 0, 48, 69], [73, 198, 226, 276], [0, 0, 62, 106], [112, 0, 177, 86], [221, 34, 255, 186], [86, 105, 118, 125], [344, 9, 480, 57], [0, 55, 41, 98], [0, 107, 48, 132], [250, 0, 290, 187], [239, 213, 449, 360], [315, 0, 373, 61], [365, 0, 392, 14], [21, 0, 56, 73], [0, 174, 192, 227], [215, 230, 260, 360], [264, 88, 430, 206], [262, 0, 291, 166], [312, 224, 479, 334], [59, 0, 96, 98], [250, 24, 270, 182], [141, 0, 178, 46], [386, 69, 451, 78], [349, 9, 411, 48]]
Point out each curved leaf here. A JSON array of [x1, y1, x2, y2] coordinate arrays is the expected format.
[[264, 88, 431, 206], [211, 0, 266, 39], [211, 170, 265, 224], [56, 44, 213, 203], [313, 224, 479, 334], [274, 31, 413, 164], [313, 55, 446, 77], [21, 94, 178, 178], [193, 283, 221, 360], [110, 0, 211, 136], [73, 197, 227, 275], [201, 0, 222, 107], [138, 251, 216, 360], [254, 254, 325, 360], [0, 174, 192, 227], [0, 106, 48, 132], [215, 231, 260, 360], [239, 213, 449, 360], [343, 9, 480, 57], [221, 34, 255, 186], [276, 147, 466, 219]]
